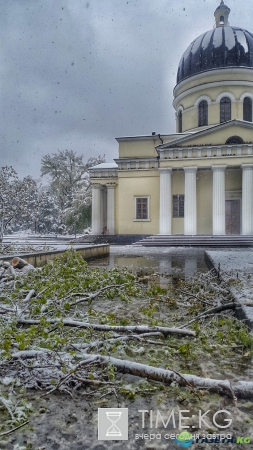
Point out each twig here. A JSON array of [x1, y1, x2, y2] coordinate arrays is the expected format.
[[179, 302, 237, 329], [74, 376, 115, 386], [0, 420, 29, 437]]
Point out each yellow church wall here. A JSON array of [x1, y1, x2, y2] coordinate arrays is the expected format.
[[116, 174, 160, 234], [225, 168, 242, 191], [118, 140, 157, 158], [178, 84, 253, 132], [196, 170, 213, 235], [179, 126, 253, 146], [118, 136, 180, 159]]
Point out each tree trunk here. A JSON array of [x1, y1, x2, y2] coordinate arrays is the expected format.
[[11, 257, 28, 269], [79, 353, 253, 398], [16, 319, 196, 337]]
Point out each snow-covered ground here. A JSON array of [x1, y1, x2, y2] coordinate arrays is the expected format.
[[206, 250, 253, 328]]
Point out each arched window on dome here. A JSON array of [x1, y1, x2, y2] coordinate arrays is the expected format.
[[198, 100, 208, 127], [220, 97, 231, 123], [243, 97, 252, 122], [178, 110, 182, 133]]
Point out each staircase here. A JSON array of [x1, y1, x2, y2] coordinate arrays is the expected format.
[[133, 235, 253, 247]]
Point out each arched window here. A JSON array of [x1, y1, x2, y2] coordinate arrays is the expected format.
[[198, 100, 208, 127], [178, 110, 182, 133], [220, 97, 231, 123], [220, 15, 224, 22], [243, 97, 252, 122], [225, 136, 244, 145]]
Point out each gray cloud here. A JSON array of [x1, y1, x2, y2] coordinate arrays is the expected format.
[[1, 0, 252, 177]]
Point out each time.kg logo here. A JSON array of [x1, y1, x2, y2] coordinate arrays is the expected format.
[[98, 408, 128, 441]]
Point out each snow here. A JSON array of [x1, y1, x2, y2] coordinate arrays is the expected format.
[[225, 26, 236, 50], [201, 30, 214, 50], [236, 29, 248, 53], [213, 27, 223, 48], [205, 250, 253, 328], [191, 34, 204, 55], [89, 162, 118, 170]]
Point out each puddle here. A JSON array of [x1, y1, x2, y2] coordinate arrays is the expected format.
[[88, 247, 208, 282]]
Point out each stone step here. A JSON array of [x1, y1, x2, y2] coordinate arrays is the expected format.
[[133, 235, 253, 247]]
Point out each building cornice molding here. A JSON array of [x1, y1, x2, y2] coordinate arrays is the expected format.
[[115, 133, 194, 143], [173, 80, 253, 109], [174, 67, 253, 98], [156, 120, 253, 150]]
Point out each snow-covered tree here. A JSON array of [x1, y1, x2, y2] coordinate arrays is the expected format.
[[0, 166, 41, 241], [41, 150, 105, 232]]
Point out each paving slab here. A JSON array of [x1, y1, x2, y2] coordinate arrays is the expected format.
[[205, 249, 253, 329]]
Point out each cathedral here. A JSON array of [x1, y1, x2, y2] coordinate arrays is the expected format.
[[90, 1, 253, 238]]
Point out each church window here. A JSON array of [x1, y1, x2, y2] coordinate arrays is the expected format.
[[220, 97, 231, 123], [243, 97, 252, 122], [198, 100, 208, 127], [225, 136, 244, 145], [173, 195, 184, 218], [135, 197, 149, 220], [178, 110, 182, 133]]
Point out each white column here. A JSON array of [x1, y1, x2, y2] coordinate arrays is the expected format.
[[101, 186, 106, 230], [212, 165, 226, 235], [107, 184, 116, 235], [159, 168, 172, 234], [184, 166, 197, 235], [242, 164, 253, 235], [91, 184, 102, 235]]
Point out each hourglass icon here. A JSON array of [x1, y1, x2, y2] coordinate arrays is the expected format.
[[106, 411, 122, 437]]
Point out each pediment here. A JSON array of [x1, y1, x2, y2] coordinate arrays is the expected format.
[[157, 121, 253, 149]]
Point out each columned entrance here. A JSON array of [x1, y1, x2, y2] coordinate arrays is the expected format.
[[225, 199, 240, 235], [91, 184, 115, 235]]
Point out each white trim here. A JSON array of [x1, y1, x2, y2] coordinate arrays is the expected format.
[[173, 80, 253, 109], [240, 92, 253, 102], [174, 67, 253, 97], [194, 95, 212, 106], [216, 92, 235, 102], [177, 105, 184, 115], [134, 196, 150, 221]]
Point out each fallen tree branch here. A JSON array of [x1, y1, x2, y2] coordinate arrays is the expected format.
[[179, 302, 238, 329], [77, 353, 253, 398], [68, 283, 128, 306], [23, 289, 36, 303], [16, 318, 196, 337], [72, 331, 164, 352]]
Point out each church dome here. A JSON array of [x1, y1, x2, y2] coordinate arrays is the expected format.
[[177, 3, 253, 84]]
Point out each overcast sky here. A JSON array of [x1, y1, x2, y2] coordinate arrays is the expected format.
[[1, 0, 252, 178]]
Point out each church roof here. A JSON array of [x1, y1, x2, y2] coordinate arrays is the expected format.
[[156, 120, 253, 149], [177, 26, 253, 84]]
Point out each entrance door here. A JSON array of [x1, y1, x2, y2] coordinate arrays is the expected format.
[[225, 200, 240, 235]]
